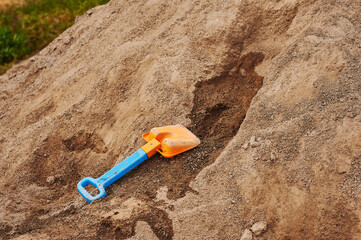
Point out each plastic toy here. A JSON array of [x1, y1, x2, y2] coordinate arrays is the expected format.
[[77, 125, 200, 203]]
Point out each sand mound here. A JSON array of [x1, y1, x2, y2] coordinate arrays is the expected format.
[[0, 0, 360, 239]]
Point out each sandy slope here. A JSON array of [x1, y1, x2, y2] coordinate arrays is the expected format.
[[0, 0, 23, 8], [0, 0, 360, 239]]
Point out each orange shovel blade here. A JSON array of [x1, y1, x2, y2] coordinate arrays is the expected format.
[[142, 125, 200, 158]]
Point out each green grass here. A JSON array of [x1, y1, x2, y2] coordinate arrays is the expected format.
[[0, 0, 110, 74]]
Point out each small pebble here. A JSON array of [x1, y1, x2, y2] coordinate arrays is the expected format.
[[250, 136, 260, 148], [47, 176, 55, 185], [64, 36, 71, 45], [229, 67, 238, 75], [242, 142, 249, 150], [271, 152, 277, 161], [251, 221, 267, 236], [240, 229, 252, 240], [240, 68, 246, 77], [337, 164, 349, 174]]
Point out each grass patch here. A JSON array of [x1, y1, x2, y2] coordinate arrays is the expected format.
[[0, 0, 110, 74]]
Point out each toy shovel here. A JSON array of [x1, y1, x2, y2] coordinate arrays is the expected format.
[[77, 125, 200, 203]]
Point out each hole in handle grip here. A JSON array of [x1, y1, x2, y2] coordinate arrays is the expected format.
[[77, 177, 106, 203]]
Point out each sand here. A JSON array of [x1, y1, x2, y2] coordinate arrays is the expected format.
[[0, 0, 360, 239]]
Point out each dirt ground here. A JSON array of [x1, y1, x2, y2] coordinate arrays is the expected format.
[[0, 0, 23, 8], [0, 0, 360, 239]]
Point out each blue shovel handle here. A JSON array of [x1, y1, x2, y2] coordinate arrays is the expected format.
[[77, 148, 148, 203]]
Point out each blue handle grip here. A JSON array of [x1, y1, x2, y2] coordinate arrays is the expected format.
[[77, 148, 148, 203]]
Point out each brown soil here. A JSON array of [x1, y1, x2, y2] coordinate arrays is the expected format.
[[97, 204, 174, 240], [0, 0, 360, 239], [95, 51, 264, 238], [92, 51, 264, 238], [0, 47, 264, 239]]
